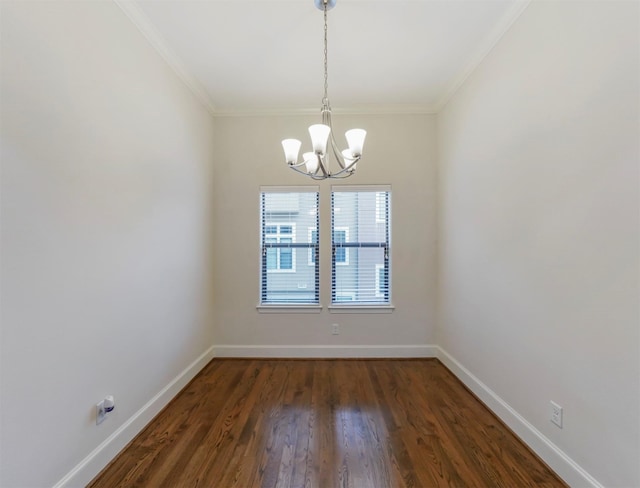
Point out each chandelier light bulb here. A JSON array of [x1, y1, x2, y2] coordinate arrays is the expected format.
[[345, 128, 366, 157], [341, 149, 357, 170], [308, 124, 331, 155], [282, 139, 302, 164], [303, 152, 319, 173]]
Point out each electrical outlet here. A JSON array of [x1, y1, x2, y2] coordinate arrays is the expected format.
[[96, 400, 106, 425], [332, 323, 339, 335], [550, 401, 563, 428]]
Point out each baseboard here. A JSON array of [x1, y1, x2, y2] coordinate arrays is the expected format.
[[435, 346, 603, 488], [214, 344, 438, 358], [53, 344, 216, 488]]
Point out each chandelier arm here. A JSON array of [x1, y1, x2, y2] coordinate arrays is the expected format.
[[289, 157, 357, 180], [289, 164, 322, 178], [328, 158, 359, 178], [322, 102, 350, 172], [340, 149, 360, 170], [317, 155, 330, 178], [329, 135, 346, 170], [288, 160, 309, 169], [327, 170, 352, 179], [288, 165, 311, 175]]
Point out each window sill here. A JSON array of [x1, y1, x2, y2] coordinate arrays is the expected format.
[[257, 304, 323, 314], [328, 304, 395, 314]]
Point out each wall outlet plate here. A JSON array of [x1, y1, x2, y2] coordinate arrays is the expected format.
[[331, 323, 339, 335], [96, 400, 106, 425], [550, 401, 563, 428]]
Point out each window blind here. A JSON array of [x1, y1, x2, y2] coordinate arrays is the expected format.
[[331, 186, 391, 304], [260, 188, 319, 305]]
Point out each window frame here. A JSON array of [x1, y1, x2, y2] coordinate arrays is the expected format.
[[258, 185, 394, 313], [259, 187, 320, 310], [330, 185, 393, 311]]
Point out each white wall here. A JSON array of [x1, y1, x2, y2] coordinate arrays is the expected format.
[[212, 114, 436, 354], [437, 1, 639, 487], [0, 2, 216, 486]]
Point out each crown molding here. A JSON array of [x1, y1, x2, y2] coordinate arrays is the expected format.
[[113, 0, 217, 115], [213, 105, 438, 117], [434, 0, 531, 112]]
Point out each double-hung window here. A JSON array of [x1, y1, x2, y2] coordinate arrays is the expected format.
[[260, 187, 319, 305], [331, 186, 391, 305]]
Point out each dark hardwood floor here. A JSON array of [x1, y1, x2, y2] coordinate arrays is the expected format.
[[89, 359, 566, 487]]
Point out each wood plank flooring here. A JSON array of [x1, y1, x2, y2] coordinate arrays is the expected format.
[[89, 359, 566, 488]]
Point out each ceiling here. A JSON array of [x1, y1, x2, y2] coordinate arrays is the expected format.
[[118, 0, 530, 115]]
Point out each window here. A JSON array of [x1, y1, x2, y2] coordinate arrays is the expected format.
[[265, 223, 295, 272], [260, 188, 319, 305], [331, 186, 391, 305]]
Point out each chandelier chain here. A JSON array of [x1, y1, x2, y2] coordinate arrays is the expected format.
[[323, 2, 329, 105]]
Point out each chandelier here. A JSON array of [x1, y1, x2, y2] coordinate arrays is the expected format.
[[281, 0, 366, 180]]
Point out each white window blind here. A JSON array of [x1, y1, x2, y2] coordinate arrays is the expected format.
[[331, 186, 391, 304], [260, 188, 319, 305]]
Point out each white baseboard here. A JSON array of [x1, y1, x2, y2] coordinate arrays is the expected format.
[[435, 346, 603, 488], [53, 345, 216, 488], [214, 344, 438, 358]]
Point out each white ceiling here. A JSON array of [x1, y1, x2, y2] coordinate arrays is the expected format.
[[118, 0, 530, 114]]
